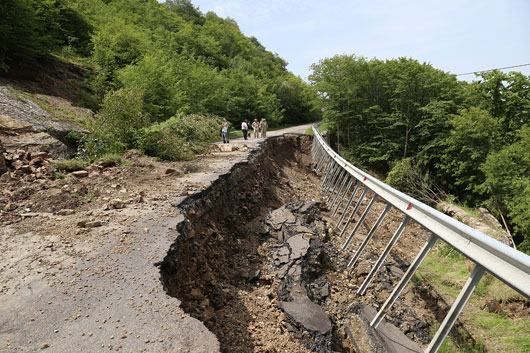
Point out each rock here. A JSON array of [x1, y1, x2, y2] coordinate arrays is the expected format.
[[40, 343, 50, 349], [16, 164, 31, 174], [218, 144, 234, 152], [164, 168, 182, 176], [86, 221, 102, 228], [4, 203, 16, 211], [320, 284, 329, 298], [287, 235, 310, 260], [388, 265, 405, 278], [280, 296, 332, 334], [0, 172, 11, 182], [77, 220, 87, 228], [266, 206, 297, 232], [0, 114, 69, 159], [56, 209, 75, 216], [356, 261, 372, 276], [71, 170, 88, 178], [110, 199, 125, 209], [0, 140, 6, 175], [29, 157, 44, 166]]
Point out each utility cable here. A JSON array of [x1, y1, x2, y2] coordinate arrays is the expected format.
[[456, 63, 530, 76]]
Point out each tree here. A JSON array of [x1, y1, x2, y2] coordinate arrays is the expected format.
[[482, 125, 530, 254], [441, 107, 502, 203]]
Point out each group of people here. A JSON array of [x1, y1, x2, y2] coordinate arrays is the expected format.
[[221, 117, 268, 144], [241, 118, 267, 140]]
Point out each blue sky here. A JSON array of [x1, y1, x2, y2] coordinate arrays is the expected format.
[[184, 0, 530, 81]]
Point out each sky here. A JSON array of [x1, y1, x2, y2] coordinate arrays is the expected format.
[[184, 0, 530, 81]]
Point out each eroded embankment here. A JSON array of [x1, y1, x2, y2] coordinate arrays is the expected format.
[[158, 135, 459, 353], [159, 134, 337, 352]]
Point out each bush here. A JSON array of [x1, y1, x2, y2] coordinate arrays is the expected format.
[[82, 87, 148, 159], [386, 157, 445, 205], [56, 158, 87, 171], [139, 113, 222, 160]]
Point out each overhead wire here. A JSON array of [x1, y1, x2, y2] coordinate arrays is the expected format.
[[456, 63, 530, 76]]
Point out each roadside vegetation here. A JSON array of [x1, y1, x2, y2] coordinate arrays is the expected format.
[[414, 242, 530, 352], [310, 55, 530, 255], [1, 0, 320, 161], [310, 55, 530, 352]]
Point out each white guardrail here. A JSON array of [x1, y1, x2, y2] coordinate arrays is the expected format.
[[310, 124, 530, 353]]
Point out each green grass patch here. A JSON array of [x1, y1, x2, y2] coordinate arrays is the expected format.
[[413, 239, 530, 353], [55, 158, 87, 172], [466, 312, 530, 352], [305, 122, 326, 135], [228, 130, 243, 139], [6, 85, 31, 103], [96, 153, 133, 167]]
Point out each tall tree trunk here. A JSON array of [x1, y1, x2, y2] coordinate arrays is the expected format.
[[403, 125, 410, 158]]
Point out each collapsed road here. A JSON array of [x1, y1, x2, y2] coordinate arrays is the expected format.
[[2, 124, 444, 352]]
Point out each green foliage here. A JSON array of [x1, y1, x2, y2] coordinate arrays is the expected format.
[[482, 126, 530, 254], [139, 113, 222, 161], [441, 107, 502, 203], [83, 87, 147, 158], [0, 0, 92, 70], [310, 55, 460, 173], [56, 158, 88, 171], [310, 53, 530, 251]]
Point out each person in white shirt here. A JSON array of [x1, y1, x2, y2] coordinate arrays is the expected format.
[[241, 120, 248, 140]]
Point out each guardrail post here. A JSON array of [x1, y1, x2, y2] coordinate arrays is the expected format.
[[314, 145, 325, 170], [320, 158, 334, 187], [324, 163, 341, 194], [323, 161, 339, 190], [327, 169, 347, 202], [331, 176, 353, 214], [426, 264, 486, 353], [337, 182, 360, 225], [357, 215, 411, 295], [339, 187, 369, 238], [342, 195, 379, 250], [371, 233, 438, 328], [315, 151, 327, 174], [348, 204, 393, 268]]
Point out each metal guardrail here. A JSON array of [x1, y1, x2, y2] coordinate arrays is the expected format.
[[310, 124, 530, 353]]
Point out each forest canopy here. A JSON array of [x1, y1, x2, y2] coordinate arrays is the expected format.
[[2, 1, 529, 254], [310, 55, 530, 253], [1, 0, 320, 155]]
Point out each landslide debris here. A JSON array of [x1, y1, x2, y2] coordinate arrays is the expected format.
[[160, 135, 341, 352], [159, 134, 445, 353]]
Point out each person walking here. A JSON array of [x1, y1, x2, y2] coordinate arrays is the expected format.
[[241, 120, 248, 140], [260, 118, 268, 138], [221, 118, 229, 143], [252, 119, 259, 138]]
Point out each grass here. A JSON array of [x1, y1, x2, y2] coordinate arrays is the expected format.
[[6, 85, 31, 103], [412, 240, 530, 352], [55, 158, 88, 172], [305, 122, 326, 135], [32, 94, 92, 127], [96, 153, 133, 167]]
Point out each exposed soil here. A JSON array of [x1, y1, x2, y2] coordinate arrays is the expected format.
[[3, 127, 527, 352], [158, 135, 434, 352]]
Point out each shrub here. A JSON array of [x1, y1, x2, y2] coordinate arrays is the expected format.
[[82, 87, 148, 159], [139, 113, 222, 160], [56, 158, 87, 171]]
